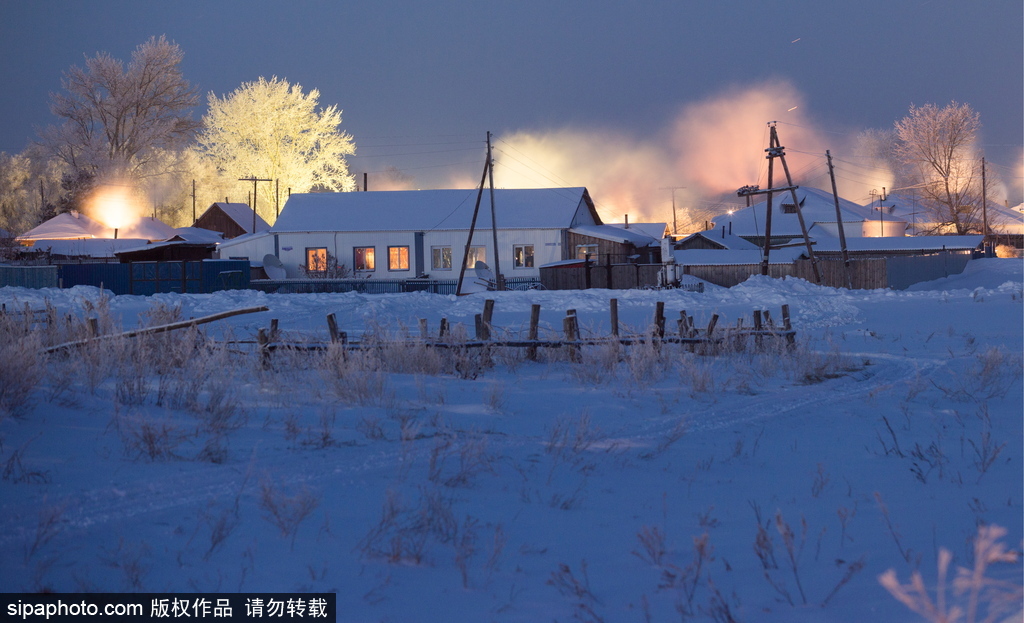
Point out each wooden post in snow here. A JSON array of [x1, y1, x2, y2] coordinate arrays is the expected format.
[[781, 304, 795, 348], [609, 298, 619, 337], [563, 310, 579, 363], [653, 302, 665, 339], [326, 313, 340, 343], [482, 299, 495, 337], [753, 309, 764, 350], [527, 304, 541, 361]]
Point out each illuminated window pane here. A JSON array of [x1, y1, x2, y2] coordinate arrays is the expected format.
[[465, 246, 486, 268], [513, 244, 534, 268], [354, 246, 375, 271], [576, 244, 598, 260], [388, 246, 410, 271], [306, 247, 328, 271], [432, 246, 452, 270]]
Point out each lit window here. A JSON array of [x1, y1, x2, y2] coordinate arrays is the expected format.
[[354, 246, 375, 271], [465, 246, 487, 268], [432, 246, 452, 270], [306, 247, 328, 271], [513, 244, 534, 268], [388, 246, 410, 271], [576, 244, 598, 260]]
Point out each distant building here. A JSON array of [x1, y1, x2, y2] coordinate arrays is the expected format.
[[14, 212, 176, 260], [193, 202, 271, 239]]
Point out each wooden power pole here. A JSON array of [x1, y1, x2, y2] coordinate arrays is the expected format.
[[826, 150, 852, 288], [736, 123, 821, 283], [239, 176, 272, 233]]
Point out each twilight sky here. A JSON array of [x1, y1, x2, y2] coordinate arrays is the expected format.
[[1, 0, 1021, 216]]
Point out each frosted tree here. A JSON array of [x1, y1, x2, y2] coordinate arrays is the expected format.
[[0, 153, 33, 236], [39, 35, 200, 193], [196, 77, 357, 224], [894, 102, 986, 234], [0, 148, 65, 234]]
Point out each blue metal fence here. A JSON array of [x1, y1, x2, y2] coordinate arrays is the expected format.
[[58, 260, 250, 295], [0, 265, 60, 289]]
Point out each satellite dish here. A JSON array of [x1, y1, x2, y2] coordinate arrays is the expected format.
[[473, 261, 496, 291], [262, 254, 287, 280]]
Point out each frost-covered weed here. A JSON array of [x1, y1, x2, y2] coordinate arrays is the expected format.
[[0, 320, 42, 419]]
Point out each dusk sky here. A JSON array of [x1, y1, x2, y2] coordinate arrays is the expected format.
[[1, 0, 1021, 216]]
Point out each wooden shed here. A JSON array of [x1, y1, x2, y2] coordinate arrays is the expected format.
[[194, 202, 271, 239]]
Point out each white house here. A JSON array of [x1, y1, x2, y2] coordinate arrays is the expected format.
[[216, 187, 651, 280]]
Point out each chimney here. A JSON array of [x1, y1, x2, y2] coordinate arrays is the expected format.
[[624, 214, 629, 228]]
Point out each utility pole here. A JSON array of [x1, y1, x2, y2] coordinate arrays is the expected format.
[[981, 157, 989, 243], [239, 176, 272, 233], [486, 131, 505, 290], [826, 150, 852, 288], [275, 179, 280, 220], [660, 187, 687, 235], [736, 123, 820, 283], [191, 179, 197, 225], [456, 141, 491, 297]]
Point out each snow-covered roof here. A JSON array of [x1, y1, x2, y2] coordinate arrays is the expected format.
[[677, 231, 759, 251], [17, 212, 174, 242], [168, 227, 226, 243], [673, 247, 804, 266], [605, 222, 668, 241], [713, 187, 877, 238], [211, 202, 271, 234], [272, 188, 599, 232], [811, 235, 983, 253], [20, 238, 150, 258], [17, 212, 109, 240], [118, 217, 176, 241], [569, 224, 660, 246]]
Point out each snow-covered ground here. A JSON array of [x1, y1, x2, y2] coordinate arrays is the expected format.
[[1, 258, 1021, 622]]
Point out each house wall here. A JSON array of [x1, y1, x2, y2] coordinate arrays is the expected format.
[[266, 228, 565, 280], [217, 234, 276, 268], [564, 232, 637, 264]]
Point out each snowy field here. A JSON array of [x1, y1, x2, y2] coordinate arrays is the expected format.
[[0, 259, 1021, 622]]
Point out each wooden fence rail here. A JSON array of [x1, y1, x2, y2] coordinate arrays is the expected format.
[[249, 299, 797, 361]]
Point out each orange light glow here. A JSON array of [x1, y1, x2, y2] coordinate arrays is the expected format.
[[85, 184, 143, 231]]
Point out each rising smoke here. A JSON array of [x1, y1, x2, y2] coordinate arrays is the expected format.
[[486, 80, 863, 229]]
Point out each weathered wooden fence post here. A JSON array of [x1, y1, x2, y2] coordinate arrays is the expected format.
[[482, 299, 495, 337], [439, 317, 449, 339], [609, 298, 619, 338], [563, 310, 579, 363], [418, 318, 428, 340], [781, 304, 795, 348], [705, 314, 719, 338], [527, 303, 541, 361], [326, 313, 340, 343], [257, 328, 270, 369], [653, 301, 665, 339], [753, 309, 761, 350]]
